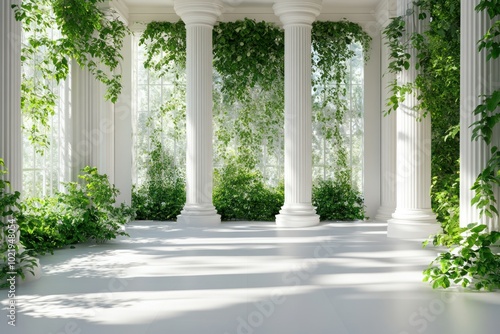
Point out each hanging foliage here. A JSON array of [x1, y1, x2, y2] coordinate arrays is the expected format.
[[139, 21, 187, 77], [12, 0, 129, 151], [212, 19, 285, 169], [312, 20, 371, 184], [213, 19, 285, 104]]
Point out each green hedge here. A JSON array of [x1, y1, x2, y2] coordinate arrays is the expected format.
[[313, 179, 365, 221]]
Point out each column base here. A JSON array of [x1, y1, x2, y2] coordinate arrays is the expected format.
[[375, 206, 396, 221], [176, 205, 221, 227], [275, 204, 320, 228], [388, 209, 441, 239]]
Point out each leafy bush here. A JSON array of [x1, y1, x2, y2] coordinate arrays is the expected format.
[[132, 140, 185, 221], [1, 158, 37, 288], [312, 179, 365, 221], [429, 173, 461, 246], [213, 164, 283, 221], [19, 166, 132, 255], [424, 224, 500, 291]]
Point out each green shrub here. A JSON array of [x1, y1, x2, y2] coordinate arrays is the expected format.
[[0, 158, 37, 288], [19, 166, 132, 255], [132, 140, 185, 221], [424, 224, 500, 291], [312, 179, 365, 221], [429, 173, 461, 246], [213, 164, 284, 221]]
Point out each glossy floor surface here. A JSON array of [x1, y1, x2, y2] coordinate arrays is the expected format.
[[2, 221, 500, 334]]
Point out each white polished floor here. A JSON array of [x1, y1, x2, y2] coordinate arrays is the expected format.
[[2, 221, 500, 334]]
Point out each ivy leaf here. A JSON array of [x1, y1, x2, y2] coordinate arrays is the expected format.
[[486, 91, 500, 111]]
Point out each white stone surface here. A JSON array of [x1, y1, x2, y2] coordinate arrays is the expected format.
[[274, 1, 320, 228], [2, 221, 499, 334], [460, 0, 500, 231]]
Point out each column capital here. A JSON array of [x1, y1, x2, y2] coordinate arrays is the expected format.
[[273, 0, 322, 27], [174, 0, 223, 27]]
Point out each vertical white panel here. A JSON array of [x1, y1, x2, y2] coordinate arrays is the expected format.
[[0, 0, 22, 193], [460, 0, 500, 231]]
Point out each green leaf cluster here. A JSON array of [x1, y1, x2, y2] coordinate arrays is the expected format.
[[132, 140, 186, 221], [18, 166, 133, 255], [428, 173, 461, 247], [0, 159, 37, 288], [12, 0, 129, 151], [213, 19, 285, 104], [312, 21, 371, 183], [140, 21, 186, 78], [424, 224, 500, 290], [312, 179, 365, 221], [213, 161, 284, 221]]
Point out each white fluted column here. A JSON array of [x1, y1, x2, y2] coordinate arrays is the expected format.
[[1, 1, 42, 285], [387, 0, 439, 238], [376, 2, 397, 221], [273, 0, 321, 228], [460, 1, 500, 231], [0, 0, 22, 193], [175, 0, 221, 226], [70, 64, 114, 182]]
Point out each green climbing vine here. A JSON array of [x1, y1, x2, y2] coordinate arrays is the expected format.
[[470, 0, 500, 221], [383, 0, 461, 245], [312, 20, 371, 184], [140, 21, 187, 76], [12, 0, 129, 151], [389, 0, 500, 290], [213, 19, 285, 168]]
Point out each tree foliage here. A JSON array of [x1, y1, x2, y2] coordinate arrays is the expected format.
[[12, 0, 129, 151]]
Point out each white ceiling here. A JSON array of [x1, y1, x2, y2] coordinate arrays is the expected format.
[[120, 0, 387, 29], [123, 0, 382, 10]]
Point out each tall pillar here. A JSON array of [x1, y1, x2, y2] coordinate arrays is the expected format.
[[460, 1, 500, 231], [387, 0, 439, 238], [0, 0, 42, 285], [114, 33, 133, 206], [273, 0, 321, 228], [376, 0, 397, 221], [70, 64, 114, 182], [0, 0, 22, 193], [175, 0, 222, 226]]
